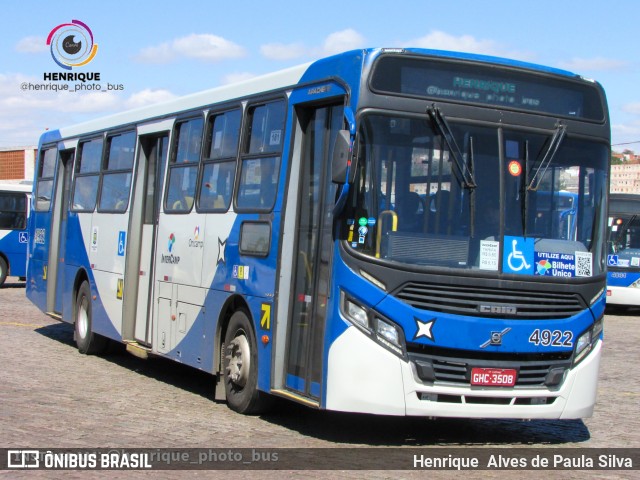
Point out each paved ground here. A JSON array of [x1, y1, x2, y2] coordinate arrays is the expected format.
[[1, 276, 638, 479]]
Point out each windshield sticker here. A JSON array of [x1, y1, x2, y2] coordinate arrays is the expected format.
[[608, 254, 640, 268], [575, 251, 592, 277], [503, 236, 534, 275], [534, 251, 593, 277], [479, 240, 500, 270], [358, 225, 368, 244]]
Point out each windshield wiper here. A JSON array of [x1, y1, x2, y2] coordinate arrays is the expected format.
[[427, 104, 477, 190], [527, 124, 566, 191]]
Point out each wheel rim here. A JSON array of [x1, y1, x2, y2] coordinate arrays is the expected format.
[[227, 331, 250, 388], [77, 296, 89, 339]]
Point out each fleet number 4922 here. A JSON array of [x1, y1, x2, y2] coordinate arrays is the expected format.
[[528, 329, 573, 347]]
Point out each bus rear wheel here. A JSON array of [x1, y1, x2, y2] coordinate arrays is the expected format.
[[74, 281, 108, 354], [0, 257, 7, 287], [223, 310, 273, 414]]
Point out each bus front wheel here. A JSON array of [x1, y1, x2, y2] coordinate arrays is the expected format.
[[223, 310, 273, 414], [74, 281, 108, 354]]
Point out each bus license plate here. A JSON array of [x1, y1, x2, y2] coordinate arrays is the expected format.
[[470, 368, 517, 387]]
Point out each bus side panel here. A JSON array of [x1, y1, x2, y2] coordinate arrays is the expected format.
[[59, 212, 121, 340], [607, 271, 640, 306], [26, 210, 51, 312], [216, 212, 280, 394], [0, 230, 28, 277]]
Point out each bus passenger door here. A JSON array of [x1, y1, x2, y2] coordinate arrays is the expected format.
[[48, 149, 74, 316], [283, 102, 343, 400], [122, 133, 168, 345]]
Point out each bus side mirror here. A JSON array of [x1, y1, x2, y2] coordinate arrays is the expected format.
[[332, 130, 351, 184]]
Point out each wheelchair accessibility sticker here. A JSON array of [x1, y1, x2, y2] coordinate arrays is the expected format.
[[503, 236, 534, 275]]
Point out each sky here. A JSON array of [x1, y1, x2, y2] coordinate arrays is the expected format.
[[2, 1, 639, 152]]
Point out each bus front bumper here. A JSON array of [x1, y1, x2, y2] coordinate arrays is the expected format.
[[325, 326, 600, 419]]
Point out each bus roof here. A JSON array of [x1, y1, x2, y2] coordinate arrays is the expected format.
[[609, 194, 640, 215], [0, 182, 32, 193], [39, 47, 592, 146]]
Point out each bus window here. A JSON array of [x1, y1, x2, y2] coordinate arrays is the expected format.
[[237, 157, 279, 210], [165, 118, 203, 213], [72, 138, 103, 212], [199, 110, 241, 212], [0, 192, 27, 229], [98, 131, 135, 212], [36, 148, 57, 211], [207, 109, 241, 160], [236, 101, 285, 211], [247, 101, 285, 154], [199, 162, 235, 211]]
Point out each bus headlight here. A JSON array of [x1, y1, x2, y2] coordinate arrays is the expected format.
[[574, 317, 604, 365], [630, 278, 640, 289], [373, 317, 404, 356], [340, 291, 406, 358], [344, 297, 368, 328], [574, 330, 591, 363]]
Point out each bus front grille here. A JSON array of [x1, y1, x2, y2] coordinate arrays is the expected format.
[[407, 348, 573, 388], [395, 282, 585, 319]]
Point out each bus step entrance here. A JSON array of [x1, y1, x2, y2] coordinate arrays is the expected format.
[[125, 342, 150, 360]]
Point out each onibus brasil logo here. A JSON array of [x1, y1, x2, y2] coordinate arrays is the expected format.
[[46, 19, 98, 70]]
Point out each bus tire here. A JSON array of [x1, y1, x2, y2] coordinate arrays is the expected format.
[[223, 310, 273, 414], [0, 257, 7, 287], [74, 281, 108, 355]]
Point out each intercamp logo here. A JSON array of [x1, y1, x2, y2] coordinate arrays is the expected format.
[[46, 19, 98, 70]]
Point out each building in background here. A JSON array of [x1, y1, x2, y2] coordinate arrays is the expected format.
[[610, 150, 640, 194], [0, 146, 36, 182]]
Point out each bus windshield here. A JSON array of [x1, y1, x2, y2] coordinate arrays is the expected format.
[[608, 214, 640, 270], [344, 112, 609, 277]]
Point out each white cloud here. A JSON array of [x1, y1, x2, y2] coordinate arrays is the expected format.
[[136, 43, 175, 64], [612, 121, 640, 148], [622, 102, 640, 115], [403, 30, 503, 56], [125, 89, 177, 109], [259, 29, 366, 62], [320, 29, 366, 56], [135, 34, 246, 64], [15, 36, 48, 53], [558, 57, 629, 72], [260, 42, 306, 61], [0, 74, 181, 147]]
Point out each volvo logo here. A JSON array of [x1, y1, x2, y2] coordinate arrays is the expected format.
[[478, 305, 517, 315], [480, 327, 512, 348]]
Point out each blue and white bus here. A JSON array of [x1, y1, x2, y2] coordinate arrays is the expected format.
[[0, 182, 30, 286], [606, 194, 640, 307], [27, 48, 610, 418]]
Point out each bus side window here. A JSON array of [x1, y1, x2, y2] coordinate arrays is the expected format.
[[199, 109, 240, 212], [72, 137, 102, 212], [36, 147, 57, 211], [165, 117, 203, 213], [236, 156, 280, 210], [236, 100, 285, 212], [0, 192, 27, 229], [98, 131, 135, 213]]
